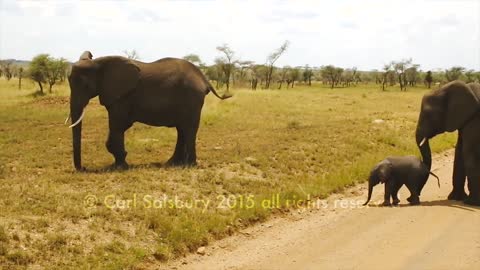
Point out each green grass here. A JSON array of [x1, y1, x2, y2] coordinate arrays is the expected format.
[[0, 78, 456, 268]]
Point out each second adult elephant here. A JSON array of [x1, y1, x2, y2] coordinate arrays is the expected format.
[[416, 81, 480, 206], [67, 51, 231, 170]]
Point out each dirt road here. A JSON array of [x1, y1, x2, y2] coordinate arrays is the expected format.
[[166, 150, 480, 270]]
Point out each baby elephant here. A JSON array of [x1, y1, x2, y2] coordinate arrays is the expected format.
[[363, 156, 440, 206]]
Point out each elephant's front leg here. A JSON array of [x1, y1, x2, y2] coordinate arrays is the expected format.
[[383, 182, 393, 206], [464, 171, 480, 206], [106, 130, 128, 169], [449, 133, 468, 200]]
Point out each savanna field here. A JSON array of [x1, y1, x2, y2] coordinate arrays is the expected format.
[[0, 78, 456, 268]]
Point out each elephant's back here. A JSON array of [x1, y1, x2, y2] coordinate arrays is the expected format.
[[138, 58, 210, 94], [387, 155, 424, 169]]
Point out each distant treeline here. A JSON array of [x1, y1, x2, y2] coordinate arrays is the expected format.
[[1, 43, 479, 94]]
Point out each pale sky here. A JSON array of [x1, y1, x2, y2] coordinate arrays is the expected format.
[[0, 0, 479, 70]]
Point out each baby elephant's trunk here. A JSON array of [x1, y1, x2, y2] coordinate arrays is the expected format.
[[363, 182, 374, 206]]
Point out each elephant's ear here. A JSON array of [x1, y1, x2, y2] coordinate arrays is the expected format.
[[444, 81, 480, 132], [98, 57, 140, 107], [378, 160, 393, 184]]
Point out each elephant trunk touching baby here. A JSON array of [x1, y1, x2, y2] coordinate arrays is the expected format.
[[415, 81, 480, 206], [67, 51, 231, 170]]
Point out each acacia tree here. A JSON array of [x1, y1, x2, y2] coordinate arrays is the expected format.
[[392, 59, 412, 91], [29, 54, 49, 94], [303, 65, 313, 86], [183, 54, 202, 66], [321, 65, 343, 89], [286, 67, 301, 88], [18, 67, 23, 90], [464, 69, 476, 83], [277, 66, 290, 89], [205, 64, 223, 89], [0, 60, 13, 80], [265, 40, 289, 89], [46, 58, 69, 93], [250, 64, 267, 90], [216, 44, 235, 91], [445, 66, 465, 82], [381, 63, 393, 91], [237, 60, 254, 87], [29, 54, 69, 94]]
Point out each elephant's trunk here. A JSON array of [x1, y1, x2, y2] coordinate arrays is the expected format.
[[416, 128, 432, 171], [363, 179, 374, 206], [70, 103, 85, 171]]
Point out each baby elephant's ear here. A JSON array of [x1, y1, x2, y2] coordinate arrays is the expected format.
[[379, 160, 393, 183]]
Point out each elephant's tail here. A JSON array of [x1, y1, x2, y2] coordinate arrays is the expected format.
[[206, 83, 233, 100], [429, 171, 441, 188]]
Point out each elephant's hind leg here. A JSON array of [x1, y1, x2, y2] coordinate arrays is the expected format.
[[183, 126, 198, 167], [166, 125, 198, 167], [391, 182, 403, 205], [167, 127, 186, 166]]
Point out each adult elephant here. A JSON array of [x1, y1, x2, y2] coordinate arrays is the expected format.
[[67, 51, 231, 170], [415, 80, 480, 206]]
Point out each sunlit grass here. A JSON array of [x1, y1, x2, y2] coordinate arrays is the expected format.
[[0, 78, 455, 268]]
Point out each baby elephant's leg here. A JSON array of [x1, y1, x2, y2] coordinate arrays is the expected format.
[[391, 182, 403, 205], [405, 181, 420, 205], [383, 182, 393, 206]]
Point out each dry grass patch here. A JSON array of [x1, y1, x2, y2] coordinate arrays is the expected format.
[[0, 78, 455, 268]]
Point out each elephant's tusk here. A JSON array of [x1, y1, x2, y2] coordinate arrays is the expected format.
[[69, 110, 85, 128], [64, 114, 71, 125], [419, 137, 427, 147]]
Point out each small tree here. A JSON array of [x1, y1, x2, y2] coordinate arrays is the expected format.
[[46, 58, 69, 93], [381, 63, 393, 91], [445, 66, 465, 82], [321, 65, 343, 89], [265, 40, 289, 89], [18, 67, 23, 90], [287, 67, 301, 88], [250, 64, 267, 90], [276, 66, 289, 89], [237, 60, 255, 87], [205, 64, 223, 89], [29, 54, 69, 94], [0, 60, 13, 80], [392, 59, 413, 91], [303, 65, 313, 86], [29, 54, 49, 94], [464, 69, 476, 83], [216, 44, 235, 92], [183, 54, 202, 66]]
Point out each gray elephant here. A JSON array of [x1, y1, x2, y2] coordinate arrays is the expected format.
[[363, 156, 440, 206], [66, 51, 231, 170], [416, 81, 480, 206]]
